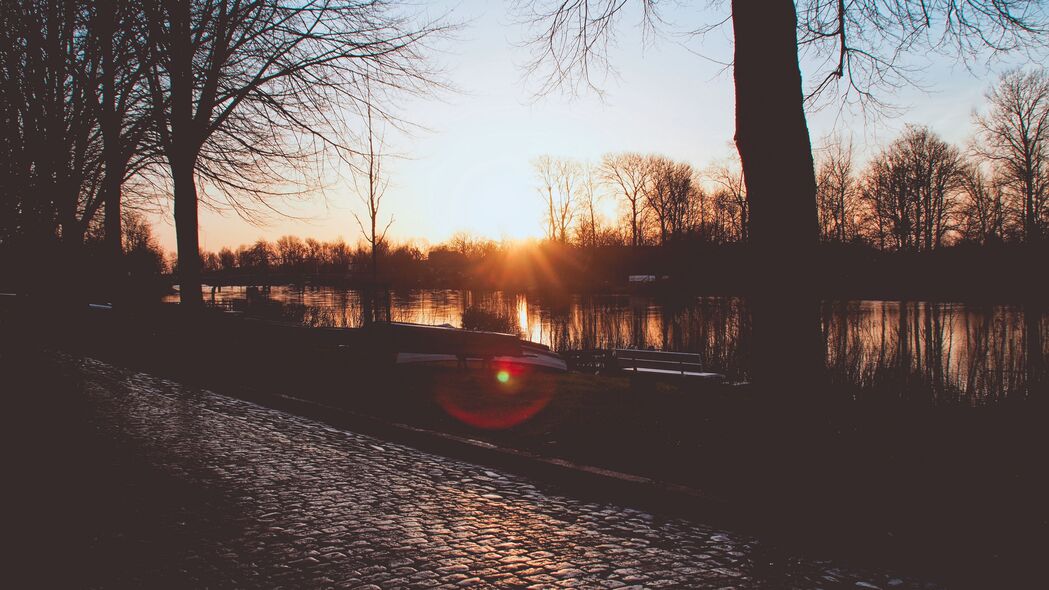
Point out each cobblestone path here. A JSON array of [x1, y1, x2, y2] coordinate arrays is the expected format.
[[72, 356, 940, 589]]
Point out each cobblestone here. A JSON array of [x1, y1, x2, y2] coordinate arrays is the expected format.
[[70, 356, 940, 589]]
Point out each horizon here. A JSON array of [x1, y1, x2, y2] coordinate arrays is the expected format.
[[144, 0, 1033, 253]]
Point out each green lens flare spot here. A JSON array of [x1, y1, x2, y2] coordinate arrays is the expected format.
[[496, 370, 510, 383]]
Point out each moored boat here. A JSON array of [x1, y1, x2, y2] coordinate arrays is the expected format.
[[389, 322, 568, 372]]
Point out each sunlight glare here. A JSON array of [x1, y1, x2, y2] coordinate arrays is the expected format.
[[516, 295, 529, 336]]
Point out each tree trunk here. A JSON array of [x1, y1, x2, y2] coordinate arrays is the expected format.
[[732, 0, 823, 393], [168, 0, 202, 308], [173, 158, 202, 308], [99, 0, 123, 303], [1025, 165, 1037, 243], [631, 198, 639, 247], [101, 165, 123, 295]]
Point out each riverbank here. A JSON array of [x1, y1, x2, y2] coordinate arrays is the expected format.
[[4, 301, 1045, 586], [184, 240, 1049, 304]]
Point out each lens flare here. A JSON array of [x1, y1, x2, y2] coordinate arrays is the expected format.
[[434, 361, 554, 430]]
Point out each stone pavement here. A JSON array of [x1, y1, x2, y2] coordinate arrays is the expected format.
[[67, 356, 939, 589]]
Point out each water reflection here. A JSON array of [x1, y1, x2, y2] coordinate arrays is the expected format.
[[173, 286, 1047, 404]]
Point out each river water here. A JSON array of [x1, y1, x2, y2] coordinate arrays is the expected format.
[[170, 285, 1047, 405]]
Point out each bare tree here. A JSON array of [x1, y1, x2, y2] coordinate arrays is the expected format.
[[0, 0, 103, 250], [711, 186, 744, 243], [534, 155, 577, 242], [974, 68, 1049, 243], [353, 96, 393, 285], [600, 152, 649, 247], [815, 135, 859, 243], [577, 162, 602, 247], [275, 235, 306, 269], [957, 161, 1008, 244], [142, 0, 445, 307], [860, 125, 964, 251], [708, 157, 748, 244], [858, 149, 905, 250], [645, 155, 696, 244], [217, 246, 237, 271], [88, 0, 158, 300], [645, 155, 673, 245]]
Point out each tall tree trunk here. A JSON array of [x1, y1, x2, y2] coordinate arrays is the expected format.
[[732, 0, 822, 393], [631, 198, 639, 247], [371, 215, 378, 288], [1025, 165, 1037, 243], [169, 0, 202, 308], [99, 0, 123, 303], [172, 157, 202, 307]]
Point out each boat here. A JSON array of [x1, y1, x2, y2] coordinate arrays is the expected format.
[[389, 322, 568, 372]]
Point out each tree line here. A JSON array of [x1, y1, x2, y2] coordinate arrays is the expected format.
[[0, 0, 442, 304], [819, 69, 1049, 250], [535, 152, 749, 248], [532, 70, 1049, 252]]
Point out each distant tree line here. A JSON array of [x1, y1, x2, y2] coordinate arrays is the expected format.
[[818, 71, 1049, 250], [531, 69, 1049, 253], [534, 151, 749, 248]]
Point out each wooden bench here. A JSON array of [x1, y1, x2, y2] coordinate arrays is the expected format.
[[612, 348, 725, 381]]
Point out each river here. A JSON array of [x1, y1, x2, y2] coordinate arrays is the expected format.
[[168, 285, 1047, 405]]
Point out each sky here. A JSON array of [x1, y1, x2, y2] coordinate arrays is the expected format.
[[148, 0, 1036, 253]]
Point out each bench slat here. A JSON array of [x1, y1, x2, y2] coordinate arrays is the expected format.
[[630, 367, 725, 379], [613, 349, 701, 363], [618, 358, 703, 371]]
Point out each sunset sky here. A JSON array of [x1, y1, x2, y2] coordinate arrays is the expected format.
[[147, 0, 1032, 253]]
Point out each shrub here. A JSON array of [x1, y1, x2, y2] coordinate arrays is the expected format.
[[461, 305, 520, 335]]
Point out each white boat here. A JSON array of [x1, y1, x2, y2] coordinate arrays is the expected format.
[[395, 339, 568, 372]]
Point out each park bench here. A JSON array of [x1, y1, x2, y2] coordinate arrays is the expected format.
[[611, 348, 725, 381]]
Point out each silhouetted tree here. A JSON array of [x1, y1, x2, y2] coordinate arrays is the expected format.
[[708, 157, 748, 243], [275, 235, 306, 269], [534, 155, 577, 243], [141, 0, 444, 307], [576, 162, 603, 247], [861, 126, 963, 251], [815, 136, 859, 243], [217, 246, 237, 271], [0, 0, 103, 248], [957, 161, 1008, 245], [974, 69, 1049, 244], [600, 152, 650, 247], [353, 92, 393, 285], [121, 209, 167, 280], [89, 0, 154, 283], [237, 239, 274, 270], [645, 155, 696, 244]]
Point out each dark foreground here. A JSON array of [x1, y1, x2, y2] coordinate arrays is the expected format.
[[11, 352, 939, 589], [4, 301, 1048, 587]]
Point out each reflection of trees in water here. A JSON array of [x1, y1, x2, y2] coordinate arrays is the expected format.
[[822, 301, 1046, 404], [512, 294, 750, 380], [179, 285, 1046, 402]]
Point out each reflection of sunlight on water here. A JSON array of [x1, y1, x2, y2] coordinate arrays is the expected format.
[[516, 294, 529, 336], [176, 285, 1047, 403]]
